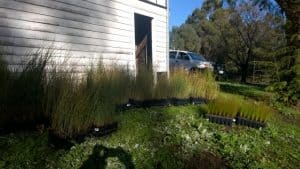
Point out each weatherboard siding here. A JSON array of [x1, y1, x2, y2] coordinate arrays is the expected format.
[[0, 0, 168, 73]]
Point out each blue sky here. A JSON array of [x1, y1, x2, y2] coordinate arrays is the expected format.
[[170, 0, 203, 28]]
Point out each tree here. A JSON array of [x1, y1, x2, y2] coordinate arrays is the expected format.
[[170, 24, 201, 53], [198, 0, 299, 103], [185, 1, 284, 83]]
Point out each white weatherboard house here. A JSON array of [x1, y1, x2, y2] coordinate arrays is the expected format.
[[0, 0, 169, 75]]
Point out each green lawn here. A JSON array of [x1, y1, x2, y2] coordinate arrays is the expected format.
[[0, 84, 299, 169]]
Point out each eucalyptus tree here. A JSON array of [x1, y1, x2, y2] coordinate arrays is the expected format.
[[201, 0, 299, 103]]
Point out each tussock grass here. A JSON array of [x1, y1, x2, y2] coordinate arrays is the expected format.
[[154, 75, 171, 99], [131, 68, 154, 100], [0, 50, 52, 127], [169, 69, 191, 99], [188, 70, 219, 100], [0, 51, 220, 137], [51, 65, 133, 138], [152, 69, 220, 100]]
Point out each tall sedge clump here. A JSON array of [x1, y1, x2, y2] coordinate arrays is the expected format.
[[169, 68, 191, 99], [51, 63, 133, 138], [154, 76, 171, 99], [188, 70, 219, 100], [2, 50, 51, 127], [87, 65, 132, 127], [203, 71, 219, 100], [132, 68, 154, 100], [0, 52, 10, 126]]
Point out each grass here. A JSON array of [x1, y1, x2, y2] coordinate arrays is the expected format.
[[219, 82, 273, 102]]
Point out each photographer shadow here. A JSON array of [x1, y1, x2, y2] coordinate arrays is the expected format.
[[80, 144, 135, 169]]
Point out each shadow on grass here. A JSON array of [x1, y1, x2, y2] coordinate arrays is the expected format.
[[80, 144, 134, 169], [219, 82, 272, 101]]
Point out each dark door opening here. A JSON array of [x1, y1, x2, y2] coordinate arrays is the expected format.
[[134, 13, 152, 72]]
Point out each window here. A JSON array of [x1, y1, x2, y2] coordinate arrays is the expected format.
[[140, 0, 167, 8], [188, 52, 207, 61], [178, 52, 190, 60], [169, 52, 177, 59]]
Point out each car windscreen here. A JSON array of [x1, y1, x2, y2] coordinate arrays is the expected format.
[[188, 53, 206, 61]]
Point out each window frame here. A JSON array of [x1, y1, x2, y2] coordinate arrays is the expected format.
[[177, 52, 190, 61], [139, 0, 167, 9]]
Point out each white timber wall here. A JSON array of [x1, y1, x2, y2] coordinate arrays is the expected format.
[[0, 0, 169, 73]]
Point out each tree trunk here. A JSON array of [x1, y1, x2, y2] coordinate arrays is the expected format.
[[240, 64, 249, 83]]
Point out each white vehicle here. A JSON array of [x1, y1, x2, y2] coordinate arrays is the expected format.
[[169, 50, 213, 71]]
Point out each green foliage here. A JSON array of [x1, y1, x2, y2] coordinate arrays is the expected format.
[[219, 82, 273, 102], [171, 0, 285, 83], [170, 25, 200, 52], [267, 46, 300, 106]]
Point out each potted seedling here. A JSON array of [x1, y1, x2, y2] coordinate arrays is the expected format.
[[237, 101, 271, 128], [207, 96, 239, 126]]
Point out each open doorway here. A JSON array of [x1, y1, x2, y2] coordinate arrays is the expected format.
[[134, 13, 153, 73]]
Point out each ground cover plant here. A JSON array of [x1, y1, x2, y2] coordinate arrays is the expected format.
[[1, 102, 299, 169]]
